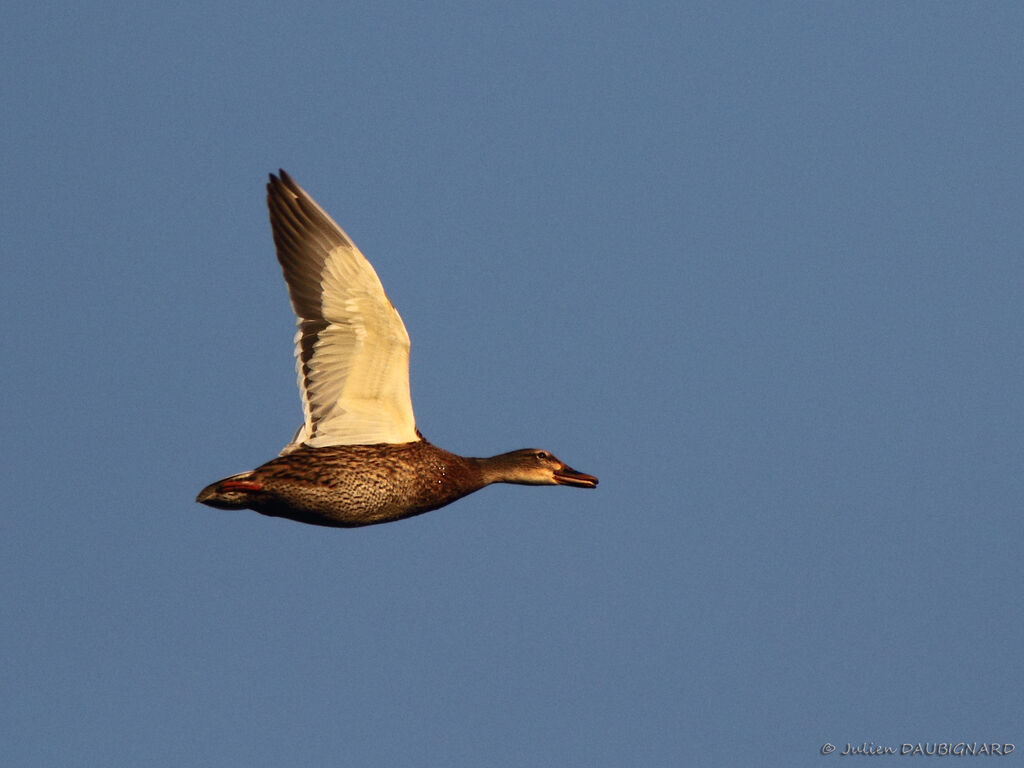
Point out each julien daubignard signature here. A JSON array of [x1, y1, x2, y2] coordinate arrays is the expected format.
[[821, 742, 1015, 756]]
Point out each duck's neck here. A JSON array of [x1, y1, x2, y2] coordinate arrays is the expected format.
[[466, 452, 531, 486]]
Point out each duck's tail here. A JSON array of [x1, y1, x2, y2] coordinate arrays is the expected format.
[[196, 471, 262, 509]]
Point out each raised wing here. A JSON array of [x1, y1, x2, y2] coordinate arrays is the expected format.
[[267, 170, 419, 450]]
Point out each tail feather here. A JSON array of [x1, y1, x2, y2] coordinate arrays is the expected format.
[[196, 472, 260, 509]]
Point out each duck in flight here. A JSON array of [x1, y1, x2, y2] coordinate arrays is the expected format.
[[197, 171, 597, 527]]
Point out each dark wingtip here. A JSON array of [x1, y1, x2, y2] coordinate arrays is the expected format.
[[267, 169, 291, 188], [268, 169, 302, 200]]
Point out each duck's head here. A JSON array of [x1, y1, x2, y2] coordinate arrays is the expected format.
[[480, 449, 598, 488]]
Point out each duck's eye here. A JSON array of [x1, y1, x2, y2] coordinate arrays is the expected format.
[[535, 451, 548, 460]]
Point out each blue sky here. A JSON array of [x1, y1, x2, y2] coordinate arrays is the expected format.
[[3, 2, 1022, 765]]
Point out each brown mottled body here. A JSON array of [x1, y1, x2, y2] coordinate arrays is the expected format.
[[198, 441, 487, 527]]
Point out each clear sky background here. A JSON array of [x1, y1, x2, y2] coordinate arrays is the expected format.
[[3, 2, 1022, 766]]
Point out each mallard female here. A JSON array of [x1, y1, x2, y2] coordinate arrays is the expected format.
[[197, 171, 596, 527]]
